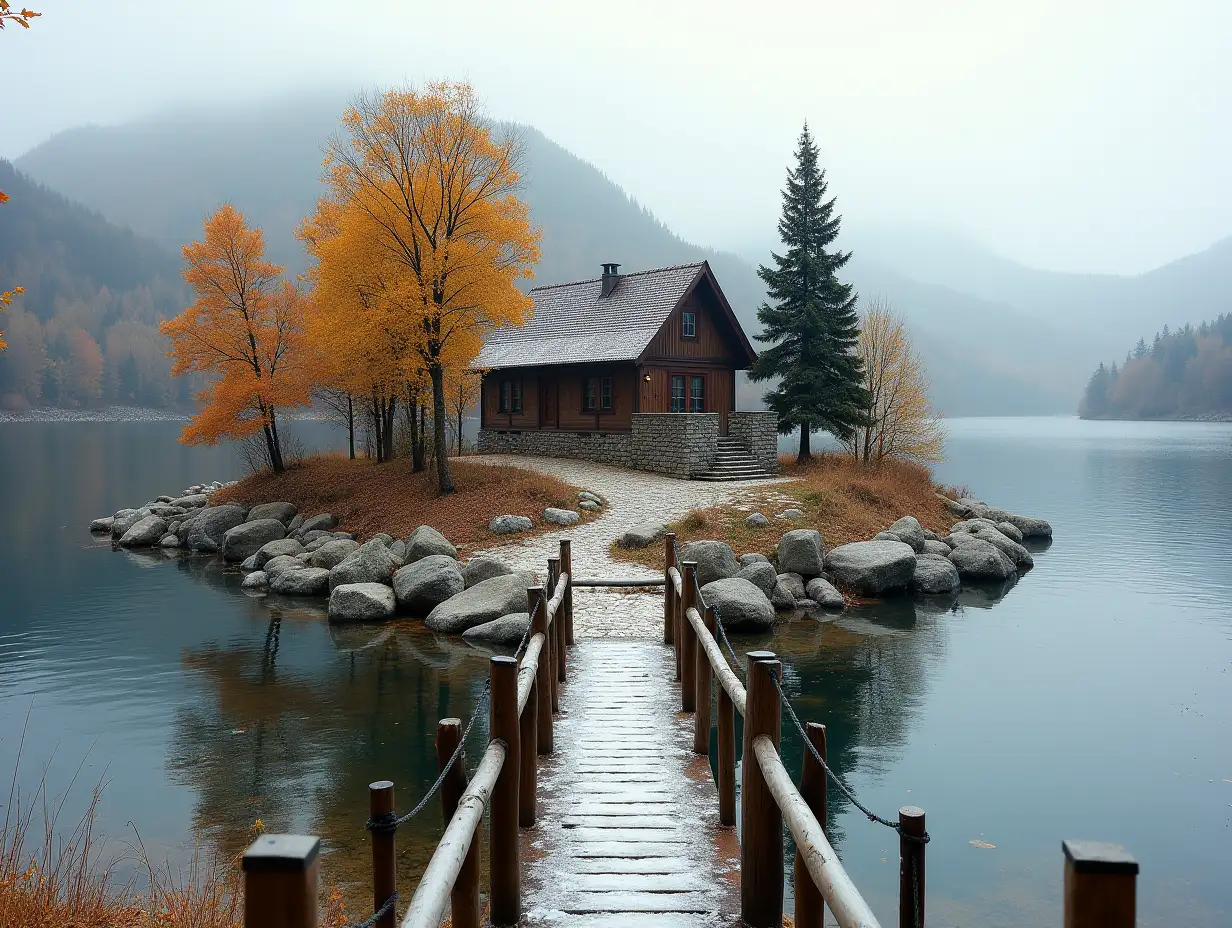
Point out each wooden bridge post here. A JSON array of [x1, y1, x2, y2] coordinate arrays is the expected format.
[[899, 807, 926, 928], [1062, 840, 1138, 928], [664, 532, 677, 645], [489, 656, 520, 926], [693, 604, 715, 754], [741, 651, 783, 928], [242, 834, 320, 928], [436, 719, 480, 928], [559, 538, 575, 646], [795, 723, 828, 928], [680, 563, 698, 713], [367, 781, 397, 928], [519, 676, 538, 827], [716, 682, 736, 827], [544, 563, 560, 711], [549, 556, 566, 686], [529, 587, 553, 755]]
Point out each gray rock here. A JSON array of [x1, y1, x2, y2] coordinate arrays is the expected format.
[[912, 555, 961, 594], [699, 577, 775, 631], [271, 566, 331, 597], [579, 500, 601, 512], [922, 528, 939, 542], [254, 538, 306, 569], [947, 538, 1016, 581], [245, 503, 296, 527], [171, 493, 209, 508], [168, 521, 182, 537], [736, 560, 779, 597], [617, 523, 666, 549], [770, 580, 797, 611], [300, 513, 339, 534], [463, 556, 513, 589], [678, 540, 739, 587], [776, 572, 806, 600], [578, 491, 602, 505], [329, 538, 403, 590], [389, 540, 406, 561], [241, 571, 268, 590], [287, 514, 304, 532], [304, 536, 329, 552], [159, 534, 180, 548], [739, 553, 771, 567], [825, 540, 916, 595], [462, 612, 531, 647], [306, 538, 360, 570], [89, 516, 114, 533], [295, 553, 313, 565], [776, 508, 806, 520], [329, 582, 397, 623], [745, 512, 770, 528], [191, 537, 220, 553], [239, 554, 259, 571], [372, 532, 395, 547], [996, 521, 1024, 543], [923, 539, 953, 558], [966, 504, 1052, 539], [262, 555, 304, 579], [147, 504, 183, 519], [805, 577, 846, 609], [950, 525, 1033, 569], [777, 529, 825, 577], [886, 516, 925, 552], [222, 519, 287, 562], [543, 507, 580, 526], [393, 555, 465, 614], [874, 531, 904, 544], [405, 525, 458, 562], [425, 571, 536, 634], [181, 504, 248, 551], [302, 529, 334, 545], [332, 531, 356, 541], [119, 515, 168, 547], [112, 508, 150, 538], [490, 515, 534, 535]]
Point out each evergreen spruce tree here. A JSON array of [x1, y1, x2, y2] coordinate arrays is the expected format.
[[749, 124, 867, 463]]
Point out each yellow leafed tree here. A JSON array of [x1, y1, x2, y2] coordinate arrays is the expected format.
[[161, 205, 310, 473], [318, 82, 540, 492], [844, 298, 945, 465]]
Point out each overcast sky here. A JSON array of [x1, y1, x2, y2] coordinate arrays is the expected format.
[[2, 0, 1228, 274]]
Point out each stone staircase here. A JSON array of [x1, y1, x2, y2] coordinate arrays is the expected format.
[[691, 437, 775, 481]]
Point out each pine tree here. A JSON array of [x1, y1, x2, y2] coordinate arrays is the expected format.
[[749, 124, 867, 463]]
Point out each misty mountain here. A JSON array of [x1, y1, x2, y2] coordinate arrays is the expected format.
[[16, 94, 1122, 414]]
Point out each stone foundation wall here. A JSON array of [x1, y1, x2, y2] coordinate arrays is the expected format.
[[630, 413, 719, 478], [728, 411, 780, 473], [477, 429, 633, 468]]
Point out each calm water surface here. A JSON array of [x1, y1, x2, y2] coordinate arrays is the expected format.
[[0, 417, 1229, 925]]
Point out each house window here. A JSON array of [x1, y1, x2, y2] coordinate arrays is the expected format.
[[689, 375, 705, 412], [681, 311, 697, 339], [670, 375, 686, 413], [583, 377, 597, 412], [499, 379, 522, 414], [600, 376, 613, 411]]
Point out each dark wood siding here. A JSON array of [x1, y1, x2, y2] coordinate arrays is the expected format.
[[637, 362, 734, 432], [481, 370, 540, 430], [485, 364, 636, 432], [642, 279, 741, 364]]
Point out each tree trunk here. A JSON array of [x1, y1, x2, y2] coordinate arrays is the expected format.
[[383, 396, 397, 462], [371, 393, 383, 463], [430, 364, 454, 493], [797, 420, 812, 464], [456, 404, 464, 456], [418, 403, 427, 470], [347, 395, 355, 460], [267, 407, 285, 473], [261, 420, 280, 474], [411, 398, 425, 473]]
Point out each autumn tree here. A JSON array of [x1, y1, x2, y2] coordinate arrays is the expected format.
[[161, 205, 309, 473], [0, 3, 40, 340], [447, 367, 482, 455], [319, 83, 539, 492], [844, 298, 945, 465]]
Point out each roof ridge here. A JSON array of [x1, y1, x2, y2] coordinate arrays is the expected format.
[[528, 261, 706, 293]]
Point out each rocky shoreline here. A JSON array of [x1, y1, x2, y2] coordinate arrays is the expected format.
[[1, 405, 192, 423]]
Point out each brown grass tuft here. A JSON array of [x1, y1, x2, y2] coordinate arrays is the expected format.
[[215, 455, 591, 553]]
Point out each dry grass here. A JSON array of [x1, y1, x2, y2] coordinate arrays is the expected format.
[[215, 454, 594, 553], [613, 452, 957, 571]]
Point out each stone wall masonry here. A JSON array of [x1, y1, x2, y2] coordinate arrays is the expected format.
[[629, 413, 719, 478], [727, 411, 780, 473], [477, 429, 633, 468]]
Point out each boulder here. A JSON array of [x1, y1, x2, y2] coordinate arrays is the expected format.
[[271, 566, 331, 597], [776, 572, 806, 600], [300, 513, 339, 534], [171, 493, 209, 508], [389, 540, 406, 561], [947, 537, 1016, 581], [302, 529, 335, 545], [912, 555, 961, 595], [578, 491, 602, 505], [543, 507, 580, 526], [922, 528, 940, 542], [222, 519, 287, 562], [776, 508, 805, 520], [241, 571, 268, 590], [405, 525, 458, 562], [89, 516, 114, 533], [182, 505, 248, 551], [254, 538, 306, 569], [739, 553, 771, 567], [874, 531, 903, 544], [147, 504, 183, 519], [159, 534, 180, 548], [111, 508, 150, 538], [678, 540, 739, 587], [462, 613, 531, 647], [372, 532, 395, 547], [244, 502, 297, 526], [885, 516, 925, 552], [287, 514, 304, 532], [119, 515, 168, 547], [240, 554, 260, 570], [950, 525, 1033, 569], [262, 555, 304, 579], [425, 571, 536, 634], [579, 500, 601, 512], [777, 529, 825, 577], [329, 538, 403, 590], [745, 512, 770, 528], [805, 577, 846, 609], [490, 515, 533, 535], [617, 523, 665, 549], [463, 556, 513, 589], [736, 560, 779, 597], [306, 538, 360, 570], [393, 555, 465, 614], [168, 521, 182, 536], [329, 582, 397, 623], [699, 578, 775, 631], [332, 531, 356, 541], [295, 553, 313, 566], [996, 521, 1024, 543], [966, 504, 1051, 539], [770, 580, 797, 611], [825, 540, 916, 595], [923, 539, 953, 558]]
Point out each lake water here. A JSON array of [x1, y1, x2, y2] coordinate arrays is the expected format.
[[0, 417, 1228, 925]]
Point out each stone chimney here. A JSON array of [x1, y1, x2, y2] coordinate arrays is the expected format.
[[600, 263, 621, 298]]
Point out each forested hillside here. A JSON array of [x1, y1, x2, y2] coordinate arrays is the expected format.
[[1079, 315, 1232, 420], [0, 160, 192, 409]]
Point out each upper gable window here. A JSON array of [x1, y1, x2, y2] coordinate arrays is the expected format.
[[681, 311, 697, 339]]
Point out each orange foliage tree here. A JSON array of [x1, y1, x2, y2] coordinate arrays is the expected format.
[[161, 205, 309, 473], [316, 82, 539, 492], [1, 3, 40, 342]]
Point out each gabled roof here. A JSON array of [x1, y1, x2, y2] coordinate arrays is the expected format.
[[473, 261, 755, 370]]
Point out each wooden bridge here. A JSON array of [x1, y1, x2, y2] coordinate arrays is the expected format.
[[240, 535, 1142, 928]]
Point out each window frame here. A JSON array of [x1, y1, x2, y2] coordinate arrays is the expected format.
[[498, 379, 522, 414], [689, 374, 705, 412], [670, 375, 686, 413], [582, 376, 598, 413], [681, 311, 697, 339], [600, 376, 613, 411]]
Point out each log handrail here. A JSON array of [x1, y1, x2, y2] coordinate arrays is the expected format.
[[545, 571, 569, 621], [516, 634, 544, 715], [685, 604, 745, 716], [667, 566, 683, 596], [751, 735, 882, 928]]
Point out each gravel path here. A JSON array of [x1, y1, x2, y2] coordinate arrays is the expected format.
[[468, 455, 793, 639]]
